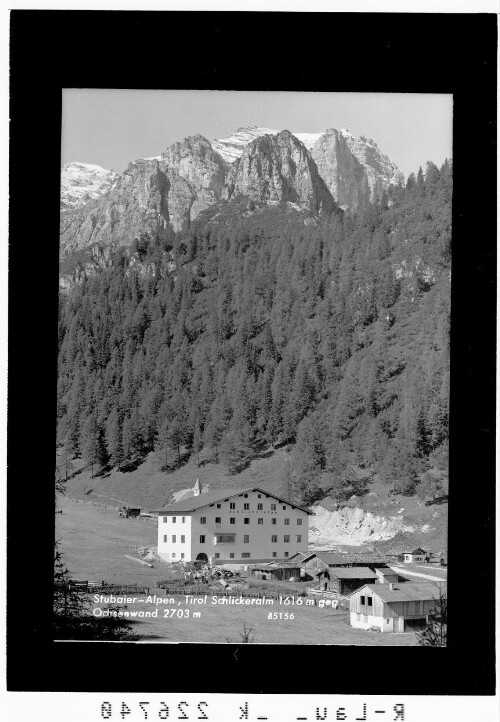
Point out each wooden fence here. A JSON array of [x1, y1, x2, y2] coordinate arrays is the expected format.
[[66, 497, 157, 525]]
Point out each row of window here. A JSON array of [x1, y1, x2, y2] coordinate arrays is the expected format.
[[162, 515, 303, 525], [208, 517, 302, 525], [162, 505, 297, 524], [162, 516, 187, 523], [360, 596, 373, 607], [227, 502, 288, 511], [163, 535, 302, 544]]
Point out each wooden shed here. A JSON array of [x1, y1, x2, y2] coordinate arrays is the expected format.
[[248, 562, 301, 582], [301, 552, 391, 581], [349, 581, 446, 633], [301, 552, 356, 579], [326, 567, 378, 595]]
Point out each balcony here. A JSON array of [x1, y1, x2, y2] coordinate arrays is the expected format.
[[214, 533, 236, 545]]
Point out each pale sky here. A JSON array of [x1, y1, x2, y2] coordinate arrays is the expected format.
[[61, 90, 452, 180]]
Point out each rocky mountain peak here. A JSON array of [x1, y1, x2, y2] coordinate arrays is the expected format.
[[60, 123, 405, 262], [212, 125, 279, 164], [340, 131, 404, 200], [224, 127, 335, 216], [60, 162, 119, 211]]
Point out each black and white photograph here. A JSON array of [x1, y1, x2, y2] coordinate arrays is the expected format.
[[55, 89, 451, 646], [6, 6, 497, 708]]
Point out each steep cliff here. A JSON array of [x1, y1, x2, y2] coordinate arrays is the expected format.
[[159, 134, 227, 226], [60, 125, 404, 260], [339, 128, 404, 202], [213, 125, 403, 209], [309, 129, 371, 210], [60, 159, 168, 256], [224, 130, 335, 215], [60, 136, 227, 258]]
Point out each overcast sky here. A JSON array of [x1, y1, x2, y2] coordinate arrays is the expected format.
[[61, 90, 452, 179]]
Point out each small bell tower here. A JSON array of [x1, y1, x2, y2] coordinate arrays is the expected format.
[[193, 478, 201, 497]]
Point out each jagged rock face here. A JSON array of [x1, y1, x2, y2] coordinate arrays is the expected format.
[[224, 130, 335, 215], [340, 129, 404, 202], [60, 159, 169, 256], [159, 134, 227, 224], [60, 136, 227, 257], [60, 126, 404, 259], [309, 129, 371, 210], [213, 125, 403, 209], [60, 162, 119, 211]]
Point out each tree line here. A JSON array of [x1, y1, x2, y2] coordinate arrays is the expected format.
[[57, 160, 451, 505]]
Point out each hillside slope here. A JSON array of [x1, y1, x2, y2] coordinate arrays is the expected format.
[[57, 160, 450, 564]]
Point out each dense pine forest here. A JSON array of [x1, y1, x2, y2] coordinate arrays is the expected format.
[[57, 160, 451, 506]]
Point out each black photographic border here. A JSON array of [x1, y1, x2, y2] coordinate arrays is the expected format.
[[8, 9, 496, 695]]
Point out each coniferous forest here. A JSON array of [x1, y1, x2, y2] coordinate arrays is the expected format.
[[57, 160, 451, 506]]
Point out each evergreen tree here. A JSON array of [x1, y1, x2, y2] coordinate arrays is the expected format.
[[59, 442, 75, 482], [56, 161, 451, 502], [106, 408, 124, 468], [204, 395, 230, 462], [82, 414, 107, 478], [416, 589, 447, 647]]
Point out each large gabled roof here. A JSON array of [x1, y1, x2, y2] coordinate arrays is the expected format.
[[303, 552, 385, 566], [149, 485, 312, 514], [350, 582, 446, 603]]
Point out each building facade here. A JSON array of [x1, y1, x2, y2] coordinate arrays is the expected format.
[[399, 547, 427, 564], [151, 483, 310, 563], [349, 582, 445, 633], [300, 552, 389, 581], [327, 567, 378, 595]]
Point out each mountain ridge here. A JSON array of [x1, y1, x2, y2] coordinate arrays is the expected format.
[[60, 125, 405, 261]]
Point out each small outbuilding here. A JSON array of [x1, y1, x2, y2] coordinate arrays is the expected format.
[[301, 552, 392, 582], [349, 581, 446, 633], [375, 567, 399, 585], [399, 547, 427, 564], [248, 561, 302, 582], [327, 567, 378, 595]]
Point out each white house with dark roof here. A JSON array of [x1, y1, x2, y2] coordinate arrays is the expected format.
[[399, 547, 427, 564], [150, 481, 311, 563], [349, 581, 446, 633]]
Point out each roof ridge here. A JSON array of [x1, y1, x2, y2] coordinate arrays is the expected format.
[[150, 485, 312, 514]]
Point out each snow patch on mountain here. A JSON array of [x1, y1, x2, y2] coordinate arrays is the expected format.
[[61, 162, 119, 211], [212, 126, 403, 192], [212, 125, 279, 163], [293, 132, 324, 151], [213, 126, 326, 161]]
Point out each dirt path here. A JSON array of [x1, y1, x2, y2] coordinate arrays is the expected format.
[[390, 566, 446, 582]]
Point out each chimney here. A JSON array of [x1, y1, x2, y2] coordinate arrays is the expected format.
[[389, 583, 394, 591], [193, 479, 201, 497]]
